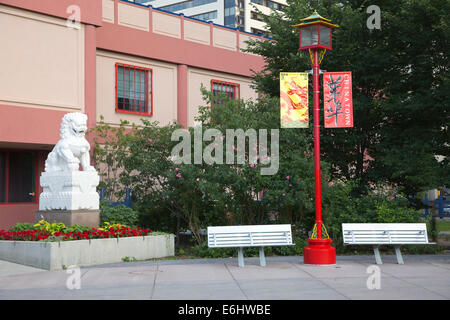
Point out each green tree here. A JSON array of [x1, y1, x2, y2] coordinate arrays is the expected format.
[[245, 0, 449, 196], [196, 88, 326, 236]]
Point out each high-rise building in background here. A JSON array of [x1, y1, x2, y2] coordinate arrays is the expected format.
[[131, 0, 286, 35]]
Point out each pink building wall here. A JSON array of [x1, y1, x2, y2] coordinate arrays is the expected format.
[[0, 0, 266, 229]]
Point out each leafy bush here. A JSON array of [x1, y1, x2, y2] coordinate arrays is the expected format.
[[322, 181, 428, 253], [65, 225, 92, 233], [8, 222, 38, 232], [375, 202, 423, 223], [33, 220, 67, 234], [8, 221, 91, 234], [100, 201, 139, 227]]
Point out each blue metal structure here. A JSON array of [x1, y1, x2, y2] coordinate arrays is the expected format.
[[436, 196, 450, 218], [418, 193, 450, 219], [99, 188, 133, 208]]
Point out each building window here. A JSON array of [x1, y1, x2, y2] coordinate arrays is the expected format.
[[211, 80, 240, 106], [0, 151, 37, 204], [251, 11, 265, 22], [116, 63, 152, 116], [190, 10, 218, 21], [251, 27, 269, 37], [250, 0, 285, 11], [159, 0, 217, 12]]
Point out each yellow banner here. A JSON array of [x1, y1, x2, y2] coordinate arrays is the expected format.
[[280, 72, 309, 128]]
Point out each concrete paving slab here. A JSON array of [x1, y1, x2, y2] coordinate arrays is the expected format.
[[225, 262, 312, 280], [375, 263, 449, 278], [152, 281, 247, 300], [320, 274, 415, 291], [396, 275, 450, 288], [0, 287, 70, 300], [0, 259, 46, 277], [1, 254, 449, 300], [156, 263, 234, 283], [79, 265, 157, 286], [236, 278, 348, 300], [296, 261, 370, 278], [0, 269, 69, 290], [423, 261, 450, 270], [60, 283, 153, 300], [333, 286, 447, 300]]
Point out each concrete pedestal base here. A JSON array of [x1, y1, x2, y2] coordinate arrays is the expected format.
[[35, 210, 100, 228], [39, 171, 100, 211]]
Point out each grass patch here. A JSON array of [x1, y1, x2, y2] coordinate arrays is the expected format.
[[436, 221, 450, 232]]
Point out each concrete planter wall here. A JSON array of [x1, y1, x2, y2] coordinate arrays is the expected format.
[[0, 234, 175, 270]]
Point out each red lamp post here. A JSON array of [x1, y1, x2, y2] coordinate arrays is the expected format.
[[293, 11, 338, 265]]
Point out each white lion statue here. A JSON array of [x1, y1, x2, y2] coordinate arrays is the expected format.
[[45, 112, 96, 172]]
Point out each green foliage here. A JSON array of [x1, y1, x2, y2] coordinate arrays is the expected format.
[[375, 202, 423, 223], [8, 221, 115, 235], [322, 180, 429, 252], [64, 225, 92, 233], [90, 86, 439, 254], [100, 201, 139, 227], [33, 220, 66, 234], [90, 1, 449, 256], [121, 256, 138, 262], [8, 223, 38, 232], [436, 221, 450, 232], [196, 90, 320, 235], [244, 0, 449, 196], [88, 116, 134, 200]]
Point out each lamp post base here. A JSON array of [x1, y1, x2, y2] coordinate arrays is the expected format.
[[303, 238, 336, 265]]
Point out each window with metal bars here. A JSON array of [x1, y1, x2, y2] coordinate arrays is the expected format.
[[211, 80, 239, 107], [116, 63, 152, 116], [0, 151, 37, 204]]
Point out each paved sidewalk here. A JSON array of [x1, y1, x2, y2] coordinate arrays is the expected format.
[[0, 254, 449, 300]]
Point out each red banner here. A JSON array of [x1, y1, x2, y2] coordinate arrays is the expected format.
[[323, 72, 353, 128]]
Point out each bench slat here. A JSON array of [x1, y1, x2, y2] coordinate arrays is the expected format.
[[344, 234, 426, 238], [210, 232, 290, 237], [207, 225, 293, 249], [342, 223, 430, 245], [341, 223, 434, 265], [211, 243, 293, 248]]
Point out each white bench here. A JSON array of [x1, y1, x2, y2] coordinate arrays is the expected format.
[[207, 224, 294, 267], [342, 223, 435, 264]]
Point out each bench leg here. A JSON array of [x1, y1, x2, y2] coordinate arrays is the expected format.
[[373, 246, 382, 265], [259, 247, 266, 267], [394, 245, 404, 264], [237, 247, 244, 267]]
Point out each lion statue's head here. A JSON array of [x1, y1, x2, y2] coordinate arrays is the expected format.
[[60, 112, 88, 139]]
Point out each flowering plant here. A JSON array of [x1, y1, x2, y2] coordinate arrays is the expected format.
[[0, 221, 151, 242], [33, 220, 66, 234], [98, 221, 127, 231]]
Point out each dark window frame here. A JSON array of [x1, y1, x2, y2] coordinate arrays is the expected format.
[[211, 79, 240, 108], [0, 150, 38, 205], [115, 63, 153, 117]]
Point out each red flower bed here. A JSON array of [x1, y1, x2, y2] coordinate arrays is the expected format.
[[0, 226, 152, 242]]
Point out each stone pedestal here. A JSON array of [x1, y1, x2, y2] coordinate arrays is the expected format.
[[39, 171, 99, 211], [35, 210, 100, 228]]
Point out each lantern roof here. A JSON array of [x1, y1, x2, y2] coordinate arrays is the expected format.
[[292, 10, 339, 29]]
